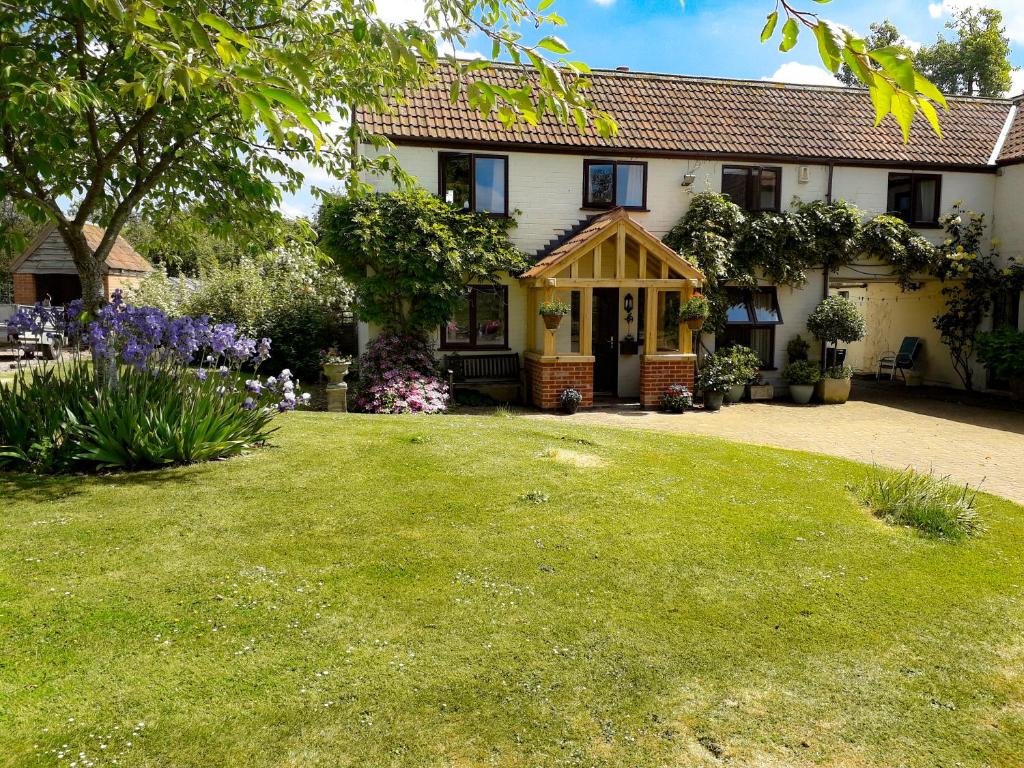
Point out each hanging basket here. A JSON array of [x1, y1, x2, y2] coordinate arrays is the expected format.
[[541, 313, 564, 331], [685, 317, 705, 332]]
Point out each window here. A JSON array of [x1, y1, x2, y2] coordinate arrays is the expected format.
[[721, 166, 781, 212], [657, 290, 682, 352], [721, 287, 782, 368], [887, 173, 941, 227], [583, 160, 647, 209], [440, 285, 509, 349], [439, 153, 508, 215]]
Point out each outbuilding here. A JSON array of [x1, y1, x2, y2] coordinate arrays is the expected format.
[[10, 223, 152, 305]]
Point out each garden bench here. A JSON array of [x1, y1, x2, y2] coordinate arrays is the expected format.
[[444, 352, 523, 403]]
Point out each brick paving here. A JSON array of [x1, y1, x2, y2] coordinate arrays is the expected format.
[[528, 385, 1024, 505]]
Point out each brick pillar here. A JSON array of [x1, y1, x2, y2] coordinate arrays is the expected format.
[[12, 273, 35, 304], [639, 356, 696, 409], [524, 355, 595, 410]]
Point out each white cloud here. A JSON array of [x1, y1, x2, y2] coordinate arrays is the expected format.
[[763, 62, 842, 87], [926, 1, 1024, 44], [374, 0, 426, 25], [1009, 68, 1024, 97], [591, 0, 616, 6], [278, 200, 311, 220]]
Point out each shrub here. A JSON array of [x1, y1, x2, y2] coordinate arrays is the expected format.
[[718, 344, 762, 385], [0, 295, 305, 473], [852, 466, 983, 539], [559, 388, 583, 408], [660, 384, 693, 413], [786, 334, 810, 363], [782, 360, 821, 386], [355, 333, 448, 414], [695, 351, 734, 393], [807, 295, 866, 349], [824, 364, 854, 380], [976, 327, 1024, 381]]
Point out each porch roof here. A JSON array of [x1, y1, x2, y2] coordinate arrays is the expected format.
[[519, 207, 703, 283]]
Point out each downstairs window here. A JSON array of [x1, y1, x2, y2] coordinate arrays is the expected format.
[[720, 287, 782, 368]]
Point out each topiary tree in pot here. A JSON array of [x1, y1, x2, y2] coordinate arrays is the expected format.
[[806, 295, 866, 404]]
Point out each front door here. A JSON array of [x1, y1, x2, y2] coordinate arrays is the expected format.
[[592, 288, 619, 395]]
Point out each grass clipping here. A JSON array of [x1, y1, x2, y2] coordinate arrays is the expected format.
[[852, 465, 983, 539]]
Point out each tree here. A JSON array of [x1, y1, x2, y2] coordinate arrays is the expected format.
[[806, 295, 866, 364], [836, 21, 912, 87], [316, 188, 527, 335], [0, 0, 612, 312], [915, 7, 1013, 97]]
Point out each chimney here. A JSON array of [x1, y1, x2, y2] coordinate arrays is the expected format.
[[615, 66, 630, 72]]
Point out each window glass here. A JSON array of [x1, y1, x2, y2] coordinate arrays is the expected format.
[[914, 177, 938, 223], [657, 290, 681, 352], [757, 169, 778, 210], [748, 328, 773, 367], [587, 164, 614, 205], [570, 291, 581, 353], [446, 295, 472, 344], [616, 164, 645, 208], [721, 167, 748, 206], [474, 157, 506, 213], [475, 288, 504, 344], [887, 174, 913, 219], [751, 289, 780, 323], [441, 154, 471, 210], [725, 289, 751, 323]]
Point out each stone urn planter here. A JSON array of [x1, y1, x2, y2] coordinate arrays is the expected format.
[[703, 391, 725, 411], [816, 377, 852, 404], [789, 384, 815, 405], [322, 361, 350, 385], [724, 384, 745, 403]]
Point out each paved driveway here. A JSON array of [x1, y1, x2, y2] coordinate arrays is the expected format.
[[529, 386, 1024, 505]]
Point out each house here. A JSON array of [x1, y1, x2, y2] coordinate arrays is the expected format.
[[10, 223, 152, 306], [356, 63, 1024, 406]]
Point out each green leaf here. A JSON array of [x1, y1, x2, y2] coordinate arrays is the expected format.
[[814, 22, 841, 73], [918, 98, 942, 139], [779, 18, 799, 53], [102, 0, 124, 19], [197, 12, 253, 49], [869, 46, 915, 92], [538, 0, 556, 10], [188, 21, 219, 61], [760, 11, 778, 43], [914, 73, 948, 110], [537, 36, 571, 55], [891, 91, 916, 142], [840, 47, 872, 85], [869, 80, 893, 126], [449, 78, 461, 103]]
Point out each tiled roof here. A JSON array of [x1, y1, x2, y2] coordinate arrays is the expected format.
[[999, 104, 1024, 164], [358, 63, 1015, 169], [82, 224, 152, 274]]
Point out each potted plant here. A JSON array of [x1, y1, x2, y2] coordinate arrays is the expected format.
[[538, 299, 571, 330], [786, 334, 810, 363], [977, 327, 1024, 399], [819, 364, 855, 404], [806, 296, 866, 405], [696, 352, 732, 411], [782, 360, 821, 404], [719, 345, 761, 403], [660, 383, 693, 413], [677, 293, 711, 331], [320, 349, 352, 385], [559, 387, 583, 414]]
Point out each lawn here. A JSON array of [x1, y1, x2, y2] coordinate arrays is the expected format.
[[1, 412, 1023, 767]]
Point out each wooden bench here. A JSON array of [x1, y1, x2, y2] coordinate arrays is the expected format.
[[444, 352, 523, 402]]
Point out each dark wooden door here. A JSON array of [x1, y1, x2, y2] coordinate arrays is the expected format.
[[592, 288, 618, 395]]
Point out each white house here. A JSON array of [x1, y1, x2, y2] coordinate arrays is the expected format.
[[356, 63, 1024, 408]]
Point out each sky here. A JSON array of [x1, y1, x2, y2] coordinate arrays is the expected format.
[[278, 0, 1024, 217]]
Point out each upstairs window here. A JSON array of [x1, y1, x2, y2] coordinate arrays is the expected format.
[[887, 173, 941, 227], [721, 287, 782, 368], [440, 285, 508, 350], [583, 160, 646, 209], [721, 166, 781, 212], [439, 153, 508, 215]]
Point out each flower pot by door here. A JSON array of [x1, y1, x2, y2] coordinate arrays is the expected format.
[[724, 384, 745, 403], [816, 377, 852, 404], [789, 384, 814, 405], [704, 391, 725, 411], [542, 313, 563, 331]]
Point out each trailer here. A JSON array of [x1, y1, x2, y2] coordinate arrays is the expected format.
[[0, 303, 67, 359]]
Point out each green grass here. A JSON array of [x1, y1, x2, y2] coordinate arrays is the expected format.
[[2, 412, 1023, 767]]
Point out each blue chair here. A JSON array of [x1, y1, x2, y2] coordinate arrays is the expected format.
[[877, 337, 922, 382]]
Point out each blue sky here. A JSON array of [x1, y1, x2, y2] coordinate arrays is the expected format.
[[278, 0, 1024, 216]]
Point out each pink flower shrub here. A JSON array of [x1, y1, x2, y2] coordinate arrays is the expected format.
[[356, 333, 449, 414]]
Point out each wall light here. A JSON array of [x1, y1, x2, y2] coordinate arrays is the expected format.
[[680, 173, 697, 187]]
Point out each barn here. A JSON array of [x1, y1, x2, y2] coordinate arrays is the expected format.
[[10, 223, 152, 305]]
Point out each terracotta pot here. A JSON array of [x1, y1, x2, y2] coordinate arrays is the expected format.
[[703, 391, 725, 411], [541, 313, 564, 331], [789, 384, 815, 405], [724, 384, 745, 403], [322, 362, 350, 385], [685, 317, 705, 331], [816, 376, 852, 404]]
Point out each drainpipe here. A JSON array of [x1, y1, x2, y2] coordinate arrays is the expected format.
[[821, 162, 836, 368]]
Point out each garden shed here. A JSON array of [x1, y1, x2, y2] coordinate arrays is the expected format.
[[10, 223, 152, 305]]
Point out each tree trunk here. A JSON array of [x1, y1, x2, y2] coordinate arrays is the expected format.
[[59, 226, 105, 313]]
